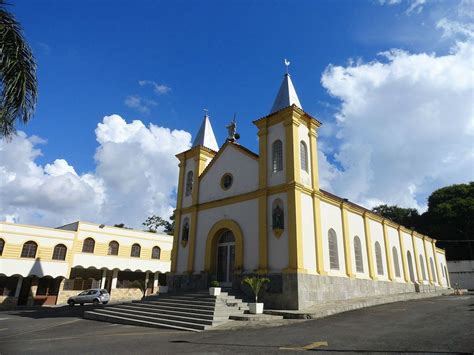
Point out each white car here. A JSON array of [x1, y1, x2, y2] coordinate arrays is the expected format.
[[67, 288, 110, 306]]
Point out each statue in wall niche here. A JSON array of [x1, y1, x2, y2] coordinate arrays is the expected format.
[[272, 205, 284, 230]]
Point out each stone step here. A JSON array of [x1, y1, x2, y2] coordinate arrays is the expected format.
[[84, 311, 204, 332], [121, 302, 216, 315], [99, 307, 215, 326], [145, 297, 217, 306], [86, 309, 209, 330], [117, 304, 216, 320], [138, 300, 216, 310]]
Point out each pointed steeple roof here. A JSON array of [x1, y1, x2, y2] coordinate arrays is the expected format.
[[192, 112, 219, 151], [270, 73, 302, 114]]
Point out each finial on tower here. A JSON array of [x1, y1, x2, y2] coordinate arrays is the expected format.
[[284, 59, 290, 75], [203, 108, 209, 117]]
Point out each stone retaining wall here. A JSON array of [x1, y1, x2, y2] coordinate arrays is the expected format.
[[110, 288, 143, 302]]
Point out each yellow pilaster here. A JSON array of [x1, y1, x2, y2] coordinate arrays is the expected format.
[[286, 185, 305, 272], [312, 195, 326, 275], [309, 123, 325, 275], [341, 203, 355, 278], [398, 227, 409, 283], [432, 239, 442, 286], [187, 154, 207, 273], [363, 213, 377, 280], [257, 127, 268, 272], [382, 220, 394, 281], [422, 237, 434, 284], [171, 160, 186, 272], [308, 123, 320, 191], [411, 231, 423, 283]]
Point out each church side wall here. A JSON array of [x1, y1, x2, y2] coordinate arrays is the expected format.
[[193, 199, 259, 273], [369, 220, 389, 282], [320, 201, 346, 276], [267, 193, 289, 271], [300, 193, 316, 272], [266, 123, 286, 187], [347, 211, 370, 280], [176, 213, 191, 273], [181, 158, 195, 208], [387, 226, 404, 283]]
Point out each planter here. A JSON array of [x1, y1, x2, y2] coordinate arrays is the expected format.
[[209, 287, 221, 296], [158, 286, 168, 293], [248, 302, 264, 314]]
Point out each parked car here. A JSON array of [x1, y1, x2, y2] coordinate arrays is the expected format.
[[67, 289, 110, 306]]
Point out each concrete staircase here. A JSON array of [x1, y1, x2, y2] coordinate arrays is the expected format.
[[83, 291, 248, 332]]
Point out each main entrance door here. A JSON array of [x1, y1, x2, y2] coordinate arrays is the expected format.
[[216, 230, 235, 287]]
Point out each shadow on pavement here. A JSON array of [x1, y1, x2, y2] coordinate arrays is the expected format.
[[3, 304, 105, 319]]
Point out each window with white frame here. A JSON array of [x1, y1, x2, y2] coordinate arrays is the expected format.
[[353, 236, 364, 273], [272, 140, 283, 172], [300, 141, 308, 172], [375, 242, 384, 275], [328, 229, 339, 270]]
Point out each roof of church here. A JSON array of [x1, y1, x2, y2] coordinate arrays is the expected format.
[[192, 113, 219, 152], [270, 73, 302, 114]]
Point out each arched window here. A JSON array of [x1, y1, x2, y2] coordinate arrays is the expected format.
[[300, 141, 308, 172], [272, 199, 284, 230], [21, 241, 37, 258], [82, 238, 95, 253], [185, 171, 193, 196], [0, 238, 4, 256], [108, 241, 119, 256], [272, 140, 283, 172], [430, 257, 437, 283], [353, 236, 364, 273], [131, 243, 141, 257], [328, 229, 339, 270], [392, 247, 401, 277], [152, 246, 161, 259], [375, 242, 384, 275], [52, 244, 67, 260], [182, 219, 190, 243], [420, 255, 427, 280]]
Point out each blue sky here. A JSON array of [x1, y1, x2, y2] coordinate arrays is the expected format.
[[2, 0, 473, 227]]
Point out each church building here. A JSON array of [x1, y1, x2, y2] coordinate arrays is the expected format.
[[169, 69, 450, 310]]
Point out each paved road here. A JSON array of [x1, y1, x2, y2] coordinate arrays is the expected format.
[[0, 294, 473, 354]]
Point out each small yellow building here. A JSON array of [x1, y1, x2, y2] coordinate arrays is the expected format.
[[0, 221, 172, 308]]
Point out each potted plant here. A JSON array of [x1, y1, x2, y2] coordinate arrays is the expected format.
[[209, 280, 221, 296], [242, 276, 270, 314]]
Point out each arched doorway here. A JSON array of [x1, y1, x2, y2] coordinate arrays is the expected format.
[[407, 251, 415, 283], [216, 230, 235, 287]]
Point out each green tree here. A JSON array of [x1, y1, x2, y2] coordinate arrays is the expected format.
[[143, 213, 174, 235], [242, 276, 270, 303], [420, 182, 474, 260], [371, 204, 420, 229], [0, 1, 37, 138]]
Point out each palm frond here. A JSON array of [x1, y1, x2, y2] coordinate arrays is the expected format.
[[0, 1, 37, 138]]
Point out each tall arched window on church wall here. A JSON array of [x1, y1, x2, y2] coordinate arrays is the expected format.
[[21, 241, 37, 258], [182, 218, 190, 244], [392, 247, 401, 277], [82, 238, 95, 253], [420, 255, 427, 280], [272, 199, 284, 230], [328, 229, 339, 270], [353, 236, 364, 273], [0, 238, 4, 256], [131, 243, 141, 258], [407, 250, 415, 282], [185, 171, 194, 196], [272, 140, 283, 172], [430, 257, 437, 283], [300, 141, 308, 172], [52, 244, 67, 260], [375, 242, 384, 275]]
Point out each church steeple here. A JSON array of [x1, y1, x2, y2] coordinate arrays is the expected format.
[[269, 61, 302, 114], [192, 111, 219, 151]]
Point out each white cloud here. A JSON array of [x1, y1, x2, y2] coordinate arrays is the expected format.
[[138, 80, 171, 95], [0, 115, 192, 228], [124, 95, 158, 114], [437, 18, 474, 39], [377, 0, 426, 14], [320, 40, 474, 211]]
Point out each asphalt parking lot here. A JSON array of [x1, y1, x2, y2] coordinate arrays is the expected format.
[[1, 294, 473, 354]]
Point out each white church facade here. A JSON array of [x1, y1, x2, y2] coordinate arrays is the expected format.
[[169, 71, 450, 310]]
